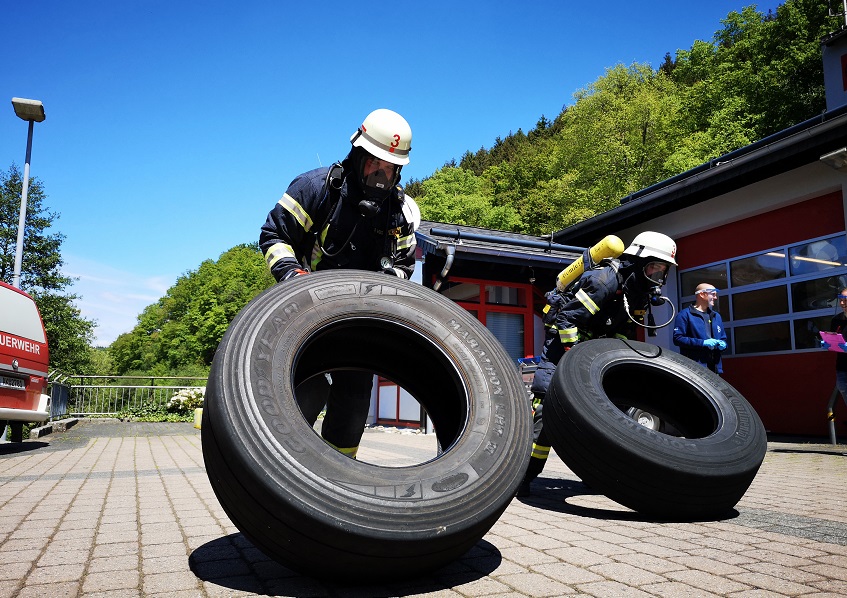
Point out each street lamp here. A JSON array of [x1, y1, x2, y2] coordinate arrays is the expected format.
[[10, 97, 46, 289]]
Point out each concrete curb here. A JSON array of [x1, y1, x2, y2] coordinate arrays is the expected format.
[[28, 417, 80, 439]]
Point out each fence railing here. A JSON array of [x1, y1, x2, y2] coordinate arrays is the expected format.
[[50, 375, 207, 418]]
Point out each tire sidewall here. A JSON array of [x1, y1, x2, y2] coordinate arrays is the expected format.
[[550, 339, 765, 473], [207, 271, 530, 538]]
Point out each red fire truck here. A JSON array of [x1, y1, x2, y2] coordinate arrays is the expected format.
[[0, 281, 50, 442]]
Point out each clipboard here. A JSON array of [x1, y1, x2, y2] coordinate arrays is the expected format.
[[819, 331, 846, 352]]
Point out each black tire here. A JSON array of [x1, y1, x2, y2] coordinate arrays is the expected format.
[[201, 270, 531, 581], [544, 338, 767, 520]]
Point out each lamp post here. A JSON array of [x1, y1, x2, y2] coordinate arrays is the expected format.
[[10, 97, 46, 289]]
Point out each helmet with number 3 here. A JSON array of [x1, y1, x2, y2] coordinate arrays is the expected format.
[[350, 109, 412, 166]]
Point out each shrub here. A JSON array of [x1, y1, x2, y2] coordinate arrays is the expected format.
[[166, 387, 205, 415]]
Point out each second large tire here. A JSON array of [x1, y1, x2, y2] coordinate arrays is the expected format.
[[544, 338, 767, 519], [201, 270, 531, 581]]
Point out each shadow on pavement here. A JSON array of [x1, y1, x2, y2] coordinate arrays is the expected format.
[[190, 533, 502, 596], [517, 476, 740, 523], [0, 441, 49, 455]]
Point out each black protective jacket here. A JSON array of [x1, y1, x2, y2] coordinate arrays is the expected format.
[[531, 259, 648, 396], [260, 158, 419, 282]]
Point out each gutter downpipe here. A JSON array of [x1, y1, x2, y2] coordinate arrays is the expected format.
[[432, 244, 455, 292]]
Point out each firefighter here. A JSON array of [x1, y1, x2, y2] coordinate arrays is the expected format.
[[517, 231, 678, 496], [259, 108, 420, 459]]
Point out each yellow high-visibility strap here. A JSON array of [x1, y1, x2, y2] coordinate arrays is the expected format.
[[559, 327, 579, 343], [575, 288, 599, 314], [278, 193, 314, 232], [531, 443, 550, 460], [397, 234, 415, 251], [309, 224, 330, 270], [264, 242, 296, 269]]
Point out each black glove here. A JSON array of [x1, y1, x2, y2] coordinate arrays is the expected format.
[[380, 268, 399, 276]]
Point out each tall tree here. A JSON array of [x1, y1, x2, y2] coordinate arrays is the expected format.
[[671, 1, 837, 142], [414, 167, 522, 230], [0, 165, 95, 373], [111, 244, 275, 375]]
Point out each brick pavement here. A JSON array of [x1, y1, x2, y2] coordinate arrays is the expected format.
[[0, 419, 845, 597]]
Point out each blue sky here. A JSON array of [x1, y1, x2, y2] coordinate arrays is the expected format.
[[1, 1, 778, 345]]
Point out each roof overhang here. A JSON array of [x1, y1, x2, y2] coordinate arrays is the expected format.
[[416, 222, 582, 269]]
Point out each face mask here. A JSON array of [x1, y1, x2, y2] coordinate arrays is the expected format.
[[643, 261, 669, 285], [358, 154, 400, 200]]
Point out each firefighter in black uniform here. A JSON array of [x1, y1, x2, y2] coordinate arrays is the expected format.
[[259, 108, 420, 459], [517, 231, 678, 496]]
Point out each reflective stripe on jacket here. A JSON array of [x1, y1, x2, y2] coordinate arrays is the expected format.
[[259, 162, 419, 282]]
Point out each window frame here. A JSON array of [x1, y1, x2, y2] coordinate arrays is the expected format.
[[677, 233, 847, 357], [439, 276, 536, 360]]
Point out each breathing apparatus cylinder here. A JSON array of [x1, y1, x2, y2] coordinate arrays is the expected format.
[[556, 235, 626, 291]]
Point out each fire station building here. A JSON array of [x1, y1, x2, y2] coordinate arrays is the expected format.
[[409, 29, 847, 438]]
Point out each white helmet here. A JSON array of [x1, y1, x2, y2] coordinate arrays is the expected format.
[[622, 231, 677, 266], [350, 109, 412, 166]]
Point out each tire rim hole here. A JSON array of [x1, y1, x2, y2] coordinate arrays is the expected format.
[[602, 362, 720, 438], [292, 318, 470, 467]]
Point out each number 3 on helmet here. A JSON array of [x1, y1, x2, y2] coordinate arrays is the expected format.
[[350, 109, 412, 166]]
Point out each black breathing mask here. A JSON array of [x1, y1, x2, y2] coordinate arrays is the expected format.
[[354, 148, 400, 203]]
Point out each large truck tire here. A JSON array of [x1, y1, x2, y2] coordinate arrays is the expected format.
[[544, 338, 767, 520], [201, 270, 531, 581]]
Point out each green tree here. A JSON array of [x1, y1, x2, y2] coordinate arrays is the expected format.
[[31, 290, 95, 373], [112, 244, 275, 374], [671, 1, 837, 143], [0, 165, 95, 373], [415, 167, 522, 230]]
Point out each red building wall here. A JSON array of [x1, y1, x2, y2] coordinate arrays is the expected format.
[[677, 191, 845, 436]]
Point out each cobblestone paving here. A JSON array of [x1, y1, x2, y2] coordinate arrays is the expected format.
[[0, 419, 845, 597]]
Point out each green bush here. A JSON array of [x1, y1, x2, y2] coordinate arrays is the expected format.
[[166, 387, 205, 415], [117, 403, 190, 422]]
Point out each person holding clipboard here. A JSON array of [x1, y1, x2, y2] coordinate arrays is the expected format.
[[821, 287, 847, 411]]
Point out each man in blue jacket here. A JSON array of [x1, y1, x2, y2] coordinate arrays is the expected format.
[[673, 283, 727, 373]]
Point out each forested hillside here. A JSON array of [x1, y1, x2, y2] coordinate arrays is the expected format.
[[407, 0, 837, 234], [109, 0, 840, 375], [109, 244, 274, 375]]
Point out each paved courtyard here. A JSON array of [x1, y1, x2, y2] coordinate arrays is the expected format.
[[0, 419, 845, 597]]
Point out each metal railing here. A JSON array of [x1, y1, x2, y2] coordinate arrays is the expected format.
[[53, 375, 208, 417]]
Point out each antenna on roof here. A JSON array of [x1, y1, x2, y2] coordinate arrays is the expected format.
[[317, 153, 323, 167]]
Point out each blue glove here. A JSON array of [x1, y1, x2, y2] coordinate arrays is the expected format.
[[702, 338, 719, 348], [717, 340, 727, 351], [821, 340, 831, 349]]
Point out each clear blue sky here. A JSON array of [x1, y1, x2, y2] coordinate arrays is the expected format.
[[1, 1, 778, 346]]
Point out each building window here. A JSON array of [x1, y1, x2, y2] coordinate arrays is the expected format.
[[377, 379, 420, 427], [678, 234, 847, 356], [441, 277, 534, 361]]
